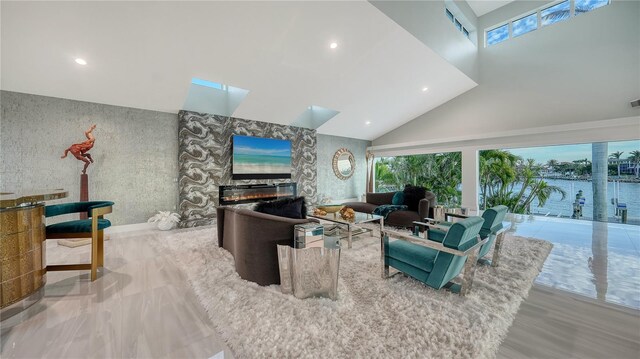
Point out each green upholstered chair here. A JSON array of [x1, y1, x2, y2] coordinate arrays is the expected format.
[[383, 216, 485, 295], [422, 205, 509, 266], [45, 201, 114, 281]]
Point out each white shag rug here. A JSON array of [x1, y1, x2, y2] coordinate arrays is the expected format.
[[155, 226, 552, 359]]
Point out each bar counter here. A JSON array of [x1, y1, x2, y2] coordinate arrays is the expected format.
[[0, 189, 68, 320]]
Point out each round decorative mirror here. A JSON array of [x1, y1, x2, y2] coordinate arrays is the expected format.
[[332, 148, 355, 180]]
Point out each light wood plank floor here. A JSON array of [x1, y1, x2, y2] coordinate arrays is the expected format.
[[498, 285, 640, 358], [2, 215, 639, 358]]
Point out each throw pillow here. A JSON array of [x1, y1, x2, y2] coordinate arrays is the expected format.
[[391, 191, 404, 205], [254, 196, 307, 219], [403, 185, 427, 212]]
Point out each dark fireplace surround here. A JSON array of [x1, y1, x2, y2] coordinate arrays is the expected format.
[[219, 183, 297, 206]]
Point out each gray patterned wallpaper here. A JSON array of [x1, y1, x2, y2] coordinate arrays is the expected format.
[[178, 111, 317, 227], [316, 134, 371, 202], [0, 91, 178, 226]]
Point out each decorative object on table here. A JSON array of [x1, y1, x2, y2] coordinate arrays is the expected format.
[[45, 201, 114, 281], [147, 211, 181, 230], [277, 223, 341, 300], [159, 227, 552, 358], [339, 206, 355, 220], [313, 208, 327, 216], [366, 150, 375, 192], [332, 148, 355, 180], [315, 204, 343, 214]]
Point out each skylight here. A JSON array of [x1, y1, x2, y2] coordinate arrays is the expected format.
[[292, 105, 340, 130], [184, 78, 248, 116], [191, 77, 224, 90]]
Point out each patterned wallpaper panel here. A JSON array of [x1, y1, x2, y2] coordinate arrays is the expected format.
[[178, 111, 317, 227]]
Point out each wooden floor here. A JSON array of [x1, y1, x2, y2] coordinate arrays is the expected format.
[[498, 285, 640, 358], [1, 216, 639, 358]]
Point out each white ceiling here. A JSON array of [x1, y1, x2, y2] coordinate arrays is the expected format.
[[466, 0, 516, 16], [1, 1, 476, 141]]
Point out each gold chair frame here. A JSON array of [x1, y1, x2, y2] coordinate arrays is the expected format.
[[46, 205, 113, 281]]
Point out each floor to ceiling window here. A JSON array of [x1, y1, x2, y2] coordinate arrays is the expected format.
[[480, 140, 640, 225], [375, 152, 462, 206]]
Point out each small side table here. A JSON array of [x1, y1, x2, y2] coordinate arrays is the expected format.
[[277, 224, 341, 300]]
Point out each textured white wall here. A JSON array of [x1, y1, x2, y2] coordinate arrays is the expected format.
[[373, 0, 640, 147], [316, 134, 371, 202], [0, 91, 178, 225], [371, 0, 479, 81]]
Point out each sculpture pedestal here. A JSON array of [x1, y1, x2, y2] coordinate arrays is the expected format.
[[80, 174, 88, 219]]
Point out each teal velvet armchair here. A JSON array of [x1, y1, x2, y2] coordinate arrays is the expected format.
[[425, 205, 509, 266], [382, 216, 485, 295], [45, 201, 114, 281]]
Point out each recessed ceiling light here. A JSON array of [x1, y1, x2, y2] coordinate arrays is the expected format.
[[422, 87, 429, 92], [329, 42, 338, 49], [75, 58, 87, 65], [365, 121, 371, 125]]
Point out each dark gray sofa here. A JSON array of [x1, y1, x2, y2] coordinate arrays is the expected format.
[[216, 206, 318, 286], [342, 191, 437, 228]]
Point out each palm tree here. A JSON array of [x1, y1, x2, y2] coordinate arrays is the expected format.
[[573, 158, 592, 176], [609, 151, 624, 178], [546, 159, 559, 173], [374, 153, 463, 205], [629, 150, 640, 178], [479, 150, 519, 210], [479, 151, 566, 214]]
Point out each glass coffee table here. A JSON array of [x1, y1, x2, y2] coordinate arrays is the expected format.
[[308, 211, 383, 249]]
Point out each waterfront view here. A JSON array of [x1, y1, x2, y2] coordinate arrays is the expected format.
[[525, 178, 639, 222], [375, 139, 640, 225]]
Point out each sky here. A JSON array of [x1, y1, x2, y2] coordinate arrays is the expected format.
[[506, 140, 640, 164], [233, 135, 291, 157]]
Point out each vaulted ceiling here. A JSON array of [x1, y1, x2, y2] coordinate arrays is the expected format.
[[1, 1, 477, 140], [466, 0, 516, 16]]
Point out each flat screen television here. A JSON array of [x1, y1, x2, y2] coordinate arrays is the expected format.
[[232, 135, 292, 180]]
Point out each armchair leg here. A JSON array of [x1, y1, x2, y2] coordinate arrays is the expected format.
[[381, 233, 389, 279], [460, 253, 478, 296], [491, 232, 506, 267], [97, 230, 104, 267], [91, 225, 98, 281]]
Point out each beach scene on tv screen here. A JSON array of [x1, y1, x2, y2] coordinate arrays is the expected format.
[[233, 135, 292, 174]]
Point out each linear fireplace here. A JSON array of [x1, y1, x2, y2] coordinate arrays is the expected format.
[[219, 183, 297, 206]]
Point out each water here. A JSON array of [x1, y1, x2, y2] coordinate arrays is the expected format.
[[525, 179, 640, 220]]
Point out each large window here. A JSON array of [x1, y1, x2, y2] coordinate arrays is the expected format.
[[376, 152, 462, 206], [485, 0, 610, 47], [479, 140, 640, 225]]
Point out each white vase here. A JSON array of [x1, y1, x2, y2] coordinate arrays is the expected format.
[[157, 220, 175, 231]]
